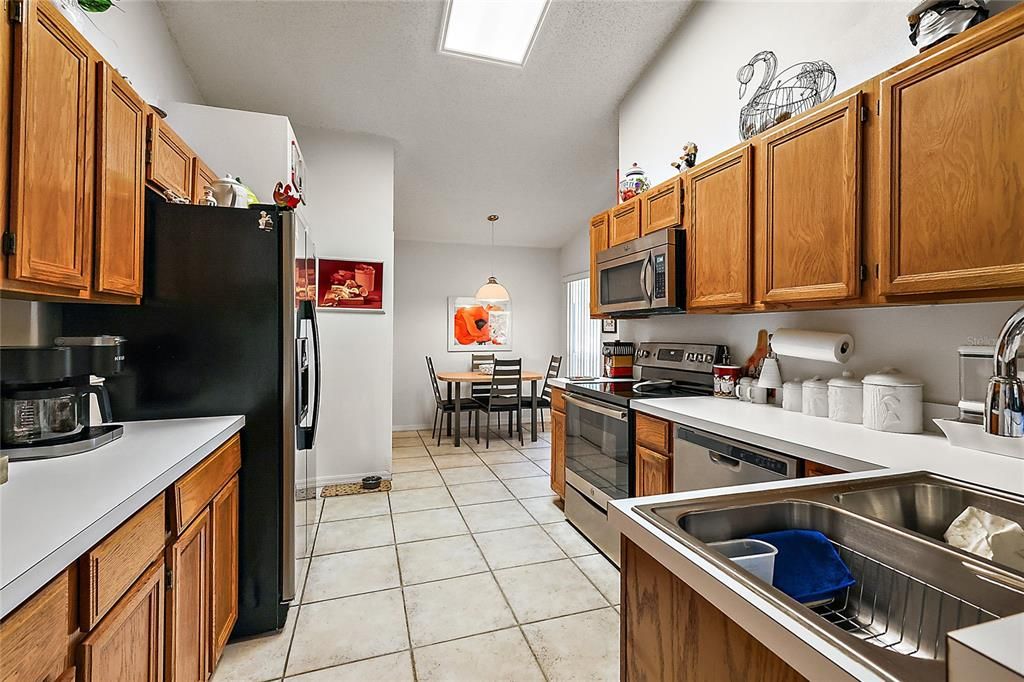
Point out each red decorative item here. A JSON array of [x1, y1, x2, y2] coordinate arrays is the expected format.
[[273, 182, 301, 209]]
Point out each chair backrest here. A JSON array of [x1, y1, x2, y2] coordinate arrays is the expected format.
[[487, 358, 522, 407], [471, 353, 495, 399], [541, 355, 562, 401], [425, 356, 443, 404]]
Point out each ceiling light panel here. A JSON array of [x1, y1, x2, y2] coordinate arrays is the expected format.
[[440, 0, 549, 66]]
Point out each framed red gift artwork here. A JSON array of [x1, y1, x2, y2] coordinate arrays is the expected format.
[[316, 258, 384, 312]]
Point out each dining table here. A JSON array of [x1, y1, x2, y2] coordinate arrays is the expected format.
[[435, 370, 545, 447]]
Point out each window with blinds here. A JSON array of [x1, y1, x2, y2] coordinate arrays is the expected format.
[[566, 276, 602, 378]]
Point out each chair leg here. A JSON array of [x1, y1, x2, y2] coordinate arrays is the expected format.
[[432, 408, 439, 439], [508, 411, 513, 437], [518, 408, 524, 445], [475, 409, 481, 443], [486, 411, 491, 448], [539, 408, 545, 432]]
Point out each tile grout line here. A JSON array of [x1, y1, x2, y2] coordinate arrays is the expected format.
[[385, 490, 420, 682]]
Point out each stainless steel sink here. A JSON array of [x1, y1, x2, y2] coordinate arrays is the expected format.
[[634, 473, 1024, 680], [832, 481, 1024, 543]]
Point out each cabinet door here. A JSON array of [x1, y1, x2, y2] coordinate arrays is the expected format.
[[79, 560, 164, 682], [147, 114, 193, 200], [210, 475, 239, 667], [588, 212, 609, 317], [879, 18, 1024, 295], [641, 176, 682, 236], [687, 145, 753, 309], [550, 410, 566, 498], [192, 159, 217, 205], [2, 5, 11, 262], [95, 62, 145, 297], [762, 94, 862, 303], [9, 0, 94, 291], [0, 569, 72, 682], [609, 198, 641, 247], [167, 509, 210, 682], [636, 446, 671, 497]]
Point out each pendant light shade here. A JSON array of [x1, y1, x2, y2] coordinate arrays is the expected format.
[[476, 214, 510, 302]]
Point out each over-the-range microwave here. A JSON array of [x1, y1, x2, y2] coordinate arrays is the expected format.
[[596, 228, 685, 316]]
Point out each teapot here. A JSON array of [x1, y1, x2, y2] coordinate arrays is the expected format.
[[210, 175, 252, 209]]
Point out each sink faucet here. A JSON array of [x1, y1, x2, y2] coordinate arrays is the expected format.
[[985, 304, 1024, 437]]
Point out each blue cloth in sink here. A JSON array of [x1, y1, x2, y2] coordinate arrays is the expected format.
[[750, 529, 856, 604]]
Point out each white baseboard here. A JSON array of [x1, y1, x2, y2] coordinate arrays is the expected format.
[[315, 470, 392, 488], [392, 423, 432, 432]]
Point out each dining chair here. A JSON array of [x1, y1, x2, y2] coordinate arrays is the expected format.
[[470, 353, 503, 433], [521, 355, 562, 431], [474, 358, 523, 448], [425, 356, 477, 446]]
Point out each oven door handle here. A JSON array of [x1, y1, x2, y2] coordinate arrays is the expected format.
[[564, 394, 628, 421]]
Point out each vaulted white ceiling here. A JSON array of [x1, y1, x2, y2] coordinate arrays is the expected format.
[[158, 1, 691, 248]]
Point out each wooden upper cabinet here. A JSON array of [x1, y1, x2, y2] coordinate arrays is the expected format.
[[192, 159, 217, 205], [167, 509, 210, 682], [210, 475, 239, 668], [550, 410, 566, 498], [78, 561, 164, 682], [761, 93, 862, 304], [8, 0, 94, 291], [589, 212, 609, 317], [95, 62, 146, 297], [609, 197, 641, 247], [147, 113, 194, 200], [641, 176, 683, 236], [879, 15, 1024, 296], [687, 144, 753, 309]]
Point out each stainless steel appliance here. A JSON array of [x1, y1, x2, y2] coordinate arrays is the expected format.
[[596, 229, 684, 316], [1, 346, 123, 460], [61, 195, 320, 636], [673, 426, 798, 492], [563, 341, 726, 564]]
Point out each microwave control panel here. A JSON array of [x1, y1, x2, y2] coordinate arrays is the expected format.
[[653, 253, 666, 299]]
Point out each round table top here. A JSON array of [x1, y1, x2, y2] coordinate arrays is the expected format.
[[436, 370, 545, 382]]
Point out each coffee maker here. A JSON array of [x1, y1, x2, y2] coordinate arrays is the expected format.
[[1, 337, 125, 461]]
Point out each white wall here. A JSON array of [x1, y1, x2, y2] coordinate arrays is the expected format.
[[393, 241, 562, 430], [2, 0, 202, 347], [613, 1, 1023, 408], [620, 1, 1014, 182], [294, 128, 395, 485]]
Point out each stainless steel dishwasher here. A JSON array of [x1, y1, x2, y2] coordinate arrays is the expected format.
[[674, 425, 798, 492]]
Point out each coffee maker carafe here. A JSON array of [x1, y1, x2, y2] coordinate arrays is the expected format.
[[1, 343, 124, 461]]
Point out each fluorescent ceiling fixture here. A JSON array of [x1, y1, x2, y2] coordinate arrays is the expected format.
[[440, 0, 549, 66]]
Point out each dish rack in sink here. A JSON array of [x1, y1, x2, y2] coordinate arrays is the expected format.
[[811, 539, 997, 660]]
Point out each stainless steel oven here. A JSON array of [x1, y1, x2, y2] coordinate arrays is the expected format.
[[563, 393, 630, 564], [596, 228, 684, 316]]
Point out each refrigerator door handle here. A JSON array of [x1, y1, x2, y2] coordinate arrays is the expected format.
[[297, 299, 321, 450]]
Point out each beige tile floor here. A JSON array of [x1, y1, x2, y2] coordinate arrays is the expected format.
[[212, 426, 620, 682]]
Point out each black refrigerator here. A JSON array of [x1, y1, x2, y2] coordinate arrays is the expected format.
[[62, 193, 321, 636]]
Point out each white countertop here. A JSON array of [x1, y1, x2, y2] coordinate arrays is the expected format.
[[632, 396, 1024, 494], [610, 395, 1024, 680], [0, 416, 244, 618]]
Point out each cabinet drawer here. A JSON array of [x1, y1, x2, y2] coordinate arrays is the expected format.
[[635, 413, 672, 454], [551, 387, 566, 413], [171, 434, 242, 535], [80, 496, 165, 631], [0, 569, 73, 682], [641, 176, 682, 235]]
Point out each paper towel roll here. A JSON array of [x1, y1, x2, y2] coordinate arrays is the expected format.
[[771, 329, 854, 364]]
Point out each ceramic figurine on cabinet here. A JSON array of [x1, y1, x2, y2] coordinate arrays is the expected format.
[[670, 142, 699, 172], [273, 181, 301, 209], [618, 163, 650, 202]]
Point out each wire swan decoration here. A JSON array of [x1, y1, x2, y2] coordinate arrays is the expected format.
[[737, 50, 837, 140]]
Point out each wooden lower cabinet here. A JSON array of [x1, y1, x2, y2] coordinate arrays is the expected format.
[[550, 408, 566, 498], [622, 538, 805, 682], [0, 569, 74, 682], [79, 560, 164, 682], [802, 460, 847, 477], [167, 509, 210, 682], [636, 446, 671, 497], [210, 475, 240, 667]]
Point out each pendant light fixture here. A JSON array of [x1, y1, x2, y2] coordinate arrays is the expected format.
[[475, 214, 511, 302]]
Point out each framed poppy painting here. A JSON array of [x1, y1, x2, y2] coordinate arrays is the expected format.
[[317, 258, 384, 312], [447, 297, 512, 352]]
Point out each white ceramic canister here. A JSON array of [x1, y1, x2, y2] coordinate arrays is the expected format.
[[862, 368, 924, 433], [782, 378, 803, 412], [750, 380, 769, 404], [802, 376, 830, 418], [828, 371, 863, 424]]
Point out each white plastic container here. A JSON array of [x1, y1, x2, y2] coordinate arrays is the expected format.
[[708, 538, 778, 584]]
